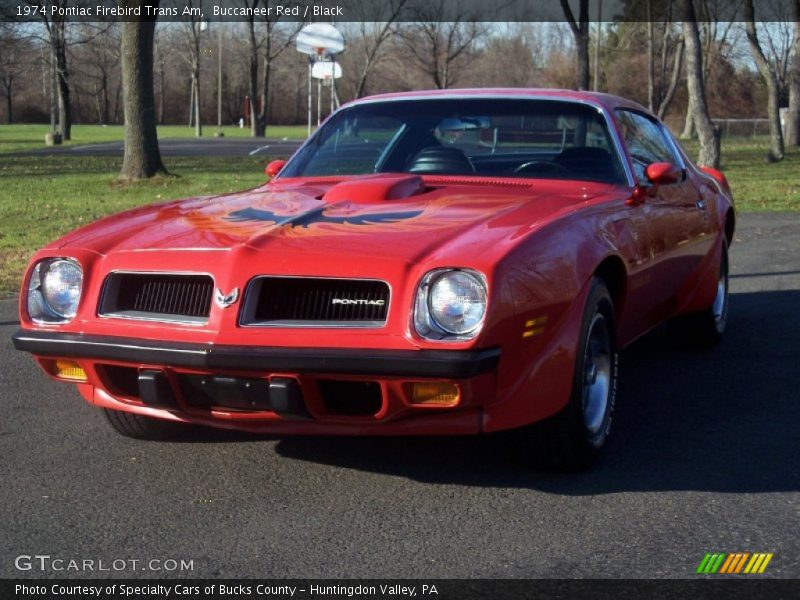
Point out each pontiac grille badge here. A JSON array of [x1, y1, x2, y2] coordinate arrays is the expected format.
[[331, 298, 385, 306], [215, 287, 239, 309]]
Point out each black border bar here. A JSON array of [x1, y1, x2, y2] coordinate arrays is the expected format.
[[2, 0, 796, 23], [12, 329, 500, 378], [3, 579, 800, 600]]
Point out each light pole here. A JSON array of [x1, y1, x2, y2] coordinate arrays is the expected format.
[[216, 21, 224, 137], [593, 0, 602, 92]]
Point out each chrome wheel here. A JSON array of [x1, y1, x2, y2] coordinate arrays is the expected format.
[[520, 278, 617, 470], [712, 250, 729, 327], [582, 312, 612, 436]]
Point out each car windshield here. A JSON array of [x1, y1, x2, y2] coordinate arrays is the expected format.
[[280, 98, 627, 184]]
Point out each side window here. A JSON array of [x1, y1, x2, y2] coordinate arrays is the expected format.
[[304, 116, 404, 176], [615, 110, 680, 183]]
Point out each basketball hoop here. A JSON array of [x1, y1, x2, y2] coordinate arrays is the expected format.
[[296, 23, 345, 57], [296, 24, 345, 136]]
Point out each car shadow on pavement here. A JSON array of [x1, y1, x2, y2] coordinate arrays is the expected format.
[[265, 290, 800, 494]]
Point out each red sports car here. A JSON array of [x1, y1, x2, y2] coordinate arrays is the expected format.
[[13, 89, 734, 469]]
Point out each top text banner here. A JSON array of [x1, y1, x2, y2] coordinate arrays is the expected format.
[[1, 0, 798, 23]]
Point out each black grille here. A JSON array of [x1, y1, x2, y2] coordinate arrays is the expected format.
[[243, 277, 389, 326], [100, 273, 213, 322]]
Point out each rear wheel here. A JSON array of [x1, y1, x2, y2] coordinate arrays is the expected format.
[[670, 240, 729, 347], [520, 278, 618, 471], [103, 408, 192, 441]]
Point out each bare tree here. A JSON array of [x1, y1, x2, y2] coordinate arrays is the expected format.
[[346, 0, 410, 99], [239, 2, 299, 137], [559, 0, 590, 90], [787, 0, 800, 146], [399, 0, 487, 89], [0, 24, 30, 124], [73, 25, 120, 125], [31, 1, 71, 139], [241, 0, 262, 137], [744, 0, 784, 161], [644, 0, 684, 119], [256, 18, 298, 137], [681, 0, 720, 167], [120, 4, 166, 180], [657, 36, 684, 120], [175, 2, 206, 137], [680, 0, 741, 138]]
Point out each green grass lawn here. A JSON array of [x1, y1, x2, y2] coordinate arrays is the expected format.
[[0, 123, 309, 154], [0, 133, 798, 296], [678, 137, 800, 211]]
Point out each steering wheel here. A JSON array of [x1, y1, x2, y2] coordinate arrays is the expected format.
[[513, 161, 572, 176]]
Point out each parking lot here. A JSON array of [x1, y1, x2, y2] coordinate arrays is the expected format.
[[0, 212, 797, 579]]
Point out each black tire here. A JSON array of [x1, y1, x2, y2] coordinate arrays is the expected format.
[[519, 277, 618, 471], [103, 408, 192, 441], [670, 240, 729, 348]]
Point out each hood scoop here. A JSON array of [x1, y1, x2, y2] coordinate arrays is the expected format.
[[322, 174, 425, 203]]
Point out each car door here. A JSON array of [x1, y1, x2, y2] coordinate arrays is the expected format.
[[615, 109, 709, 322]]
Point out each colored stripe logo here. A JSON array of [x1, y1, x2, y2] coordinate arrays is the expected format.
[[697, 552, 773, 574]]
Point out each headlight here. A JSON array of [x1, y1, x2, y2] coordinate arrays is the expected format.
[[27, 259, 83, 323], [415, 269, 487, 340]]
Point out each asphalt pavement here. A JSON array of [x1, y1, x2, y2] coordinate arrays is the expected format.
[[0, 212, 798, 579], [14, 137, 304, 158]]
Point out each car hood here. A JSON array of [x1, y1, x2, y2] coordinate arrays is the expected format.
[[54, 174, 614, 266]]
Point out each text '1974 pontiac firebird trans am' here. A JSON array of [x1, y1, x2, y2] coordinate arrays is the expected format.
[[13, 89, 734, 470]]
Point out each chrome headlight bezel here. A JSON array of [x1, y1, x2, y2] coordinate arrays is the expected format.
[[414, 268, 488, 341], [26, 258, 83, 324]]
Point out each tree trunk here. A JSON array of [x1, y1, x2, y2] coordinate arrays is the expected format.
[[646, 1, 655, 112], [681, 1, 720, 168], [120, 13, 167, 180], [102, 73, 110, 125], [5, 90, 11, 124], [255, 22, 273, 137], [789, 73, 800, 147], [784, 0, 800, 147], [680, 104, 695, 139], [576, 27, 590, 91], [256, 44, 271, 137], [744, 0, 784, 161], [560, 0, 591, 91], [657, 39, 684, 120], [246, 16, 262, 137], [355, 70, 368, 99], [55, 43, 71, 140]]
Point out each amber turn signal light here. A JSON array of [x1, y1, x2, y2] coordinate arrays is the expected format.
[[45, 359, 87, 382], [411, 382, 460, 405]]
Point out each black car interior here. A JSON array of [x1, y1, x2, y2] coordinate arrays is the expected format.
[[281, 99, 628, 185]]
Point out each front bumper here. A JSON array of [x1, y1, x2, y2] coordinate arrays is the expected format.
[[13, 330, 500, 434], [12, 330, 500, 378]]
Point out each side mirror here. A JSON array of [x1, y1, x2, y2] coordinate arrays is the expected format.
[[265, 160, 286, 178], [646, 162, 682, 186]]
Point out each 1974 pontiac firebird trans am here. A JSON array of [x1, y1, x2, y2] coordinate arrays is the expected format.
[[13, 89, 734, 469]]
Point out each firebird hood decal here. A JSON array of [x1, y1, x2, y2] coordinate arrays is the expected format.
[[225, 206, 425, 229], [177, 190, 525, 241]]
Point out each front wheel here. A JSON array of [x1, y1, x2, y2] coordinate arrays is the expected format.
[[670, 239, 729, 347], [519, 278, 618, 471]]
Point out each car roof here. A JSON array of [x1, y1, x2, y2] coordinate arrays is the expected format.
[[346, 88, 653, 118]]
